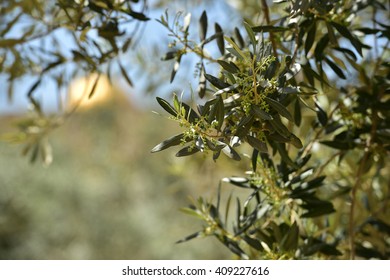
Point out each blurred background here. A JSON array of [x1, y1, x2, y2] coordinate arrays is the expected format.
[[0, 72, 256, 259]]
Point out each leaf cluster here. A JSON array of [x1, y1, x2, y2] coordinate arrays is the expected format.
[[1, 0, 149, 162], [152, 0, 390, 259]]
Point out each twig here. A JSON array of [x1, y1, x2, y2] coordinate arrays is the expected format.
[[260, 0, 278, 58], [348, 86, 381, 259]]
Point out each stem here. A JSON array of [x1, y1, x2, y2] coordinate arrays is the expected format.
[[260, 0, 278, 58], [349, 87, 381, 259]]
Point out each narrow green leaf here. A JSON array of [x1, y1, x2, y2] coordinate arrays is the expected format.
[[176, 231, 203, 244], [236, 197, 241, 229], [176, 146, 199, 157], [199, 11, 208, 41], [305, 21, 316, 55], [301, 201, 335, 217], [226, 47, 244, 60], [183, 13, 191, 33], [324, 57, 346, 79], [215, 96, 225, 131], [269, 117, 291, 138], [205, 138, 225, 151], [290, 176, 326, 198], [181, 102, 200, 123], [331, 21, 363, 56], [197, 63, 206, 98], [243, 235, 262, 250], [214, 23, 225, 55], [294, 98, 302, 126], [217, 60, 239, 73], [284, 63, 302, 81], [252, 26, 288, 33], [301, 63, 330, 87], [88, 73, 101, 99], [281, 222, 299, 251], [234, 27, 245, 49], [244, 21, 257, 52], [222, 145, 241, 161], [118, 62, 133, 87], [314, 34, 329, 61], [225, 36, 247, 60], [251, 148, 259, 172], [289, 133, 303, 149], [224, 192, 233, 225], [151, 133, 184, 153], [127, 10, 150, 21], [173, 93, 180, 112], [276, 143, 298, 169], [333, 47, 357, 61], [122, 37, 132, 52], [265, 97, 294, 122], [161, 51, 177, 61], [320, 140, 355, 150], [156, 97, 177, 117], [246, 135, 268, 153], [27, 79, 42, 98], [170, 56, 181, 83], [204, 73, 230, 89], [251, 105, 273, 120], [30, 143, 40, 164], [180, 207, 203, 219], [224, 177, 249, 188], [315, 102, 328, 126]]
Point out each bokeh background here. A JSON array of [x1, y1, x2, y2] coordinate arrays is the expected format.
[[0, 83, 242, 259]]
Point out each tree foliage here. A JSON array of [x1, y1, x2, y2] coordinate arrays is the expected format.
[[0, 0, 148, 163], [1, 0, 390, 259], [152, 0, 390, 259]]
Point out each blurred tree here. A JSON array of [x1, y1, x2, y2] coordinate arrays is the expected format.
[[1, 0, 389, 259]]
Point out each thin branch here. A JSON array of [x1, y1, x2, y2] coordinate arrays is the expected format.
[[260, 0, 278, 59], [348, 86, 382, 260]]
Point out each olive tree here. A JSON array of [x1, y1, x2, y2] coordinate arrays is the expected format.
[[151, 0, 390, 259], [1, 0, 389, 259]]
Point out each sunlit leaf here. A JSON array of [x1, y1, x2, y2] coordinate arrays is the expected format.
[[156, 97, 177, 117], [197, 63, 207, 98], [151, 133, 184, 153], [222, 145, 241, 161], [225, 36, 247, 60], [244, 21, 257, 52]]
